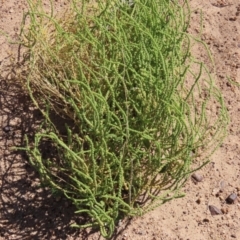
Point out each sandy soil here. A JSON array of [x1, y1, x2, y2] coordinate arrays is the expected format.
[[1, 0, 240, 239]]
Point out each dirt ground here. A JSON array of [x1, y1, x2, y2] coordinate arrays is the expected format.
[[1, 0, 240, 239]]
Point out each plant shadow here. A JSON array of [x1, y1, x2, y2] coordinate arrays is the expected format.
[[0, 57, 132, 240]]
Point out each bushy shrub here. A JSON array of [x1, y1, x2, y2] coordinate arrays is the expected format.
[[19, 0, 228, 238]]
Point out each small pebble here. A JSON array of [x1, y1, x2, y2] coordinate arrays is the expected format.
[[221, 207, 229, 214], [209, 205, 222, 215], [191, 173, 203, 183], [212, 188, 220, 196], [2, 125, 11, 133], [226, 193, 238, 204], [202, 218, 210, 222], [219, 180, 227, 190], [196, 198, 201, 204], [219, 195, 224, 201], [229, 17, 237, 21]]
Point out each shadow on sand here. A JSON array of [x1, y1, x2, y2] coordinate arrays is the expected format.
[[0, 58, 131, 240]]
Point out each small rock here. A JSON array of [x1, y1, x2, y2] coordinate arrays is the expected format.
[[191, 173, 203, 183], [221, 207, 229, 214], [209, 205, 222, 215], [219, 195, 224, 201], [2, 125, 11, 133], [202, 218, 210, 222], [229, 17, 237, 21], [212, 188, 220, 196], [226, 193, 238, 204], [196, 198, 201, 204], [219, 180, 227, 190], [135, 230, 145, 235]]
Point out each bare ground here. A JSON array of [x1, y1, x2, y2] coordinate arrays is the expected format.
[[1, 0, 240, 239]]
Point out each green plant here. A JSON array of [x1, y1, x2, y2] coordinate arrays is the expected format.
[[19, 0, 228, 238]]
